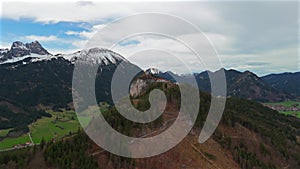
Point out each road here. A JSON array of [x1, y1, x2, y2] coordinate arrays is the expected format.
[[28, 132, 35, 145]]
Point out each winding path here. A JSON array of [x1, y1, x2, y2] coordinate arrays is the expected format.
[[28, 132, 34, 145]]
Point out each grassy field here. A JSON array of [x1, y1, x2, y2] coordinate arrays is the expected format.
[[265, 101, 300, 118], [281, 111, 300, 118], [29, 110, 81, 144], [266, 101, 300, 108], [0, 134, 30, 150], [0, 104, 110, 150], [0, 110, 80, 150]]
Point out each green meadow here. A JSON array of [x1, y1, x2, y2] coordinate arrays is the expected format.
[[281, 111, 300, 118], [0, 110, 80, 150], [0, 134, 31, 150], [29, 110, 81, 143], [0, 103, 110, 150], [265, 101, 300, 119], [266, 101, 300, 108]]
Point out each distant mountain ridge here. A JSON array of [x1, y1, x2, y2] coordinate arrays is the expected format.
[[0, 41, 298, 103], [146, 68, 298, 102], [262, 72, 300, 99]]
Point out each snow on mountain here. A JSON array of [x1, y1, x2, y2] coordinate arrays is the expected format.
[[0, 41, 127, 67], [59, 51, 81, 62], [73, 48, 126, 65], [0, 49, 9, 56], [1, 53, 52, 64], [145, 68, 161, 75]]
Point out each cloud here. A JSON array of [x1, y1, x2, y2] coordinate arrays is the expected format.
[[24, 35, 58, 42], [1, 1, 298, 75], [109, 33, 224, 74], [220, 46, 299, 76], [1, 2, 132, 23], [76, 1, 95, 7], [65, 24, 105, 39], [119, 39, 140, 46]]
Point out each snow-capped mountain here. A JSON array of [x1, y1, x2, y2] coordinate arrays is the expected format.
[[70, 48, 126, 65], [0, 41, 128, 66], [0, 41, 140, 107], [0, 41, 51, 63]]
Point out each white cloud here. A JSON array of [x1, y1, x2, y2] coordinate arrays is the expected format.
[[1, 1, 298, 75], [220, 46, 299, 76], [109, 33, 224, 74], [64, 24, 106, 49], [24, 35, 58, 42], [65, 31, 79, 36], [65, 24, 105, 39], [71, 40, 88, 49], [1, 2, 132, 23]]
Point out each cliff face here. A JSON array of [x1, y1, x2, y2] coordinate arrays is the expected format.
[[130, 78, 155, 98]]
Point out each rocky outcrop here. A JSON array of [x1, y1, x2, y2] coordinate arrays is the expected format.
[[130, 78, 155, 98]]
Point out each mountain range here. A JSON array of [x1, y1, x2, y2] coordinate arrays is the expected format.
[[147, 68, 299, 102], [0, 41, 298, 107], [0, 41, 136, 108], [0, 41, 300, 169]]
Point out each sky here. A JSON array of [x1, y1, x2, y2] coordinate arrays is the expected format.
[[0, 1, 299, 76]]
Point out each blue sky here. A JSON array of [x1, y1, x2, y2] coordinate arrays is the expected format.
[[0, 1, 299, 75], [0, 18, 94, 52]]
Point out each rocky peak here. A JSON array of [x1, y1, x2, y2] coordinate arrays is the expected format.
[[25, 40, 50, 55], [9, 41, 30, 58], [0, 41, 51, 63], [11, 41, 27, 49]]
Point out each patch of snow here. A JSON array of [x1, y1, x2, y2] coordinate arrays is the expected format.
[[0, 48, 9, 54], [0, 53, 52, 64], [60, 51, 81, 61], [30, 54, 61, 63], [0, 48, 126, 66]]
